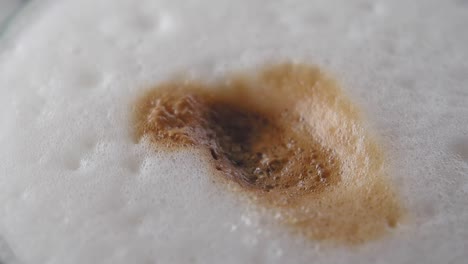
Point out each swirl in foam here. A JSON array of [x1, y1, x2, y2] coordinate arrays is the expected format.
[[134, 63, 404, 244]]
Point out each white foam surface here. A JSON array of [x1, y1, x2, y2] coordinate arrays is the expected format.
[[0, 0, 467, 263]]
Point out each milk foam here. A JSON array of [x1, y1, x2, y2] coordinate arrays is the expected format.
[[0, 0, 467, 263]]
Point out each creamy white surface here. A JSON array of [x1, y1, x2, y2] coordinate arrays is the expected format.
[[0, 0, 467, 263]]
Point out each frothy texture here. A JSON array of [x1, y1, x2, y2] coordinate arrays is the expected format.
[[0, 0, 467, 263], [135, 63, 403, 244]]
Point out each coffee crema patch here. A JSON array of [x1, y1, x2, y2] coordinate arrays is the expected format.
[[133, 63, 404, 244]]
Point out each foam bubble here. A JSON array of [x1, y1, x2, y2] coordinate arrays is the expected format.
[[0, 0, 467, 263]]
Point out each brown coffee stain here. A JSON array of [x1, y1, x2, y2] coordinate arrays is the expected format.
[[133, 63, 404, 245]]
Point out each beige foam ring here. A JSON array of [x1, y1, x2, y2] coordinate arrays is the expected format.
[[133, 63, 404, 245]]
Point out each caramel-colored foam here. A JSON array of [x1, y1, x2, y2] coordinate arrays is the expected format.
[[133, 63, 404, 244]]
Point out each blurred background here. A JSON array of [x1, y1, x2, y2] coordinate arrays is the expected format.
[[0, 0, 26, 35]]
